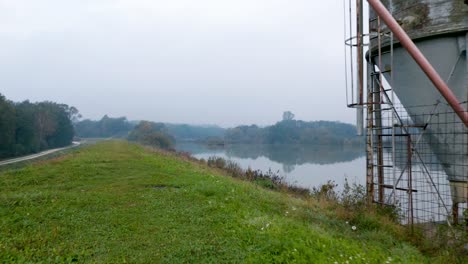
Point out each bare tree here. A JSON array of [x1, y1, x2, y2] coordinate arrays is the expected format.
[[282, 111, 295, 121]]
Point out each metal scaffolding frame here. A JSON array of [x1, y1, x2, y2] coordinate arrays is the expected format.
[[344, 0, 468, 228]]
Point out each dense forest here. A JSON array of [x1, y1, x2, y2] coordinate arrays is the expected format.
[[74, 115, 133, 138], [225, 117, 360, 145], [0, 94, 77, 159]]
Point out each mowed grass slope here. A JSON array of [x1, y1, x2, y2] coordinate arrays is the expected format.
[[0, 141, 427, 263]]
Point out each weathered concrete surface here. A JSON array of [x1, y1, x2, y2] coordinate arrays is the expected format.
[[370, 0, 468, 50]]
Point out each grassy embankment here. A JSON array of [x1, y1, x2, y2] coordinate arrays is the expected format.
[[0, 141, 455, 263]]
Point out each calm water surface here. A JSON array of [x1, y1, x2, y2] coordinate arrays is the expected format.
[[176, 143, 366, 192]]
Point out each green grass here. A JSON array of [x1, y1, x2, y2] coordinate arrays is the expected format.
[[0, 141, 431, 263]]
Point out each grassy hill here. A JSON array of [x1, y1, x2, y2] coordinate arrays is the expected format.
[[0, 141, 444, 263]]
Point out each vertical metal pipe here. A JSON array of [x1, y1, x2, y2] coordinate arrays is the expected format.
[[452, 203, 459, 224], [367, 0, 468, 127], [376, 106, 384, 205], [366, 63, 375, 204], [349, 0, 355, 103], [356, 0, 364, 135], [372, 66, 384, 205], [375, 10, 385, 205], [407, 136, 414, 227], [357, 0, 364, 105], [389, 3, 397, 207]]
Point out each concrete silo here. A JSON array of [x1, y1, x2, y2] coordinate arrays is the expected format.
[[349, 0, 468, 223]]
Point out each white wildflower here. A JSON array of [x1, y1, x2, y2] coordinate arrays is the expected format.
[[352, 225, 357, 231]]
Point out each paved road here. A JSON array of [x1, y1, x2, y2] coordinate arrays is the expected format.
[[0, 142, 81, 166]]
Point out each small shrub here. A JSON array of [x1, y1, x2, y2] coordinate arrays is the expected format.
[[207, 156, 227, 169], [225, 161, 243, 178], [311, 180, 338, 201], [340, 178, 366, 211], [254, 178, 276, 189]]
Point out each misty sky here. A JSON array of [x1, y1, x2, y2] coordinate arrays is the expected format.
[[0, 0, 354, 127]]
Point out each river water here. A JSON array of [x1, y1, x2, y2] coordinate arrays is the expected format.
[[176, 143, 366, 192]]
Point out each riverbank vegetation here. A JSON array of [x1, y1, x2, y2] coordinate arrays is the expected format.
[[0, 93, 78, 159], [1, 141, 463, 263]]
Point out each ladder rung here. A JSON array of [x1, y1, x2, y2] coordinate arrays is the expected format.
[[375, 165, 393, 168], [382, 184, 417, 193], [371, 108, 392, 112], [370, 70, 391, 76], [394, 124, 426, 129], [371, 88, 392, 93]]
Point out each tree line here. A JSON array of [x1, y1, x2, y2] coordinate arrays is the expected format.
[[225, 112, 361, 145], [0, 94, 78, 159], [72, 111, 361, 148], [74, 117, 225, 146], [74, 115, 133, 138]]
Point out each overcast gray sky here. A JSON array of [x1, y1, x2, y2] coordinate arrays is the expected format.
[[0, 0, 354, 127]]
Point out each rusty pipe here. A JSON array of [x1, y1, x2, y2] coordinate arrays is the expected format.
[[367, 0, 468, 127]]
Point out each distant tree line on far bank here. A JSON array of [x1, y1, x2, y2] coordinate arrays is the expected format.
[[224, 112, 361, 145], [66, 115, 177, 150], [74, 117, 225, 145], [0, 93, 78, 159], [74, 115, 133, 138], [73, 111, 361, 148]]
